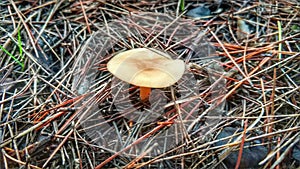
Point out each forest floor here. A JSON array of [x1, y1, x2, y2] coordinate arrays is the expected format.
[[0, 1, 299, 168]]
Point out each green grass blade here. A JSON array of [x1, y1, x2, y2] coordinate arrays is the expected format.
[[180, 0, 185, 11], [0, 45, 24, 68], [17, 28, 25, 71]]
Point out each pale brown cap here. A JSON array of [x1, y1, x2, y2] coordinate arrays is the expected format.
[[107, 48, 185, 88]]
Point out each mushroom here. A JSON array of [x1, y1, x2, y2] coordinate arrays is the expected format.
[[107, 48, 185, 100]]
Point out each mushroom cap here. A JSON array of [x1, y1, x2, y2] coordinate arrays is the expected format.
[[107, 48, 185, 88]]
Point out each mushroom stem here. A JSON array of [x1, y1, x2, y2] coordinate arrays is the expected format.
[[139, 87, 151, 100]]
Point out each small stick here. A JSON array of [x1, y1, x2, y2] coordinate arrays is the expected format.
[[235, 120, 248, 169]]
